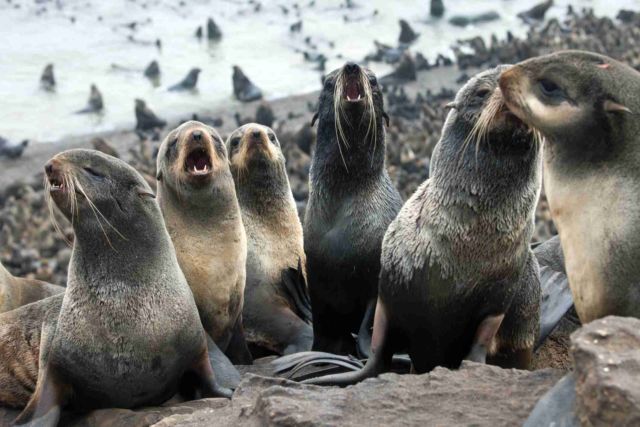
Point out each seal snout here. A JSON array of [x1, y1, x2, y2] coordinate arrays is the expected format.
[[341, 62, 364, 103], [45, 159, 65, 192], [183, 128, 215, 177]]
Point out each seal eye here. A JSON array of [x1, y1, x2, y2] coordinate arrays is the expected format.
[[475, 88, 490, 99], [230, 137, 241, 149], [368, 75, 378, 87], [538, 79, 563, 98], [83, 167, 103, 178], [268, 133, 276, 143]]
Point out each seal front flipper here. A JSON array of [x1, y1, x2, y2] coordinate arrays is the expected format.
[[186, 349, 233, 399], [356, 298, 376, 358], [281, 259, 312, 324], [224, 316, 253, 365], [465, 314, 505, 364], [206, 335, 241, 389], [533, 235, 573, 349], [13, 363, 69, 427]]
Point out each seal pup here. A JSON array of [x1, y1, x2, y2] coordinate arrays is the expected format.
[[499, 50, 640, 323], [169, 68, 201, 91], [157, 121, 252, 364], [305, 65, 543, 385], [0, 262, 63, 314], [305, 62, 403, 355], [40, 64, 55, 91], [8, 149, 230, 426], [226, 123, 312, 356], [135, 98, 167, 131], [75, 84, 103, 114]]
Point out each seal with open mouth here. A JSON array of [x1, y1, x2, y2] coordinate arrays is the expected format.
[[156, 121, 252, 365], [5, 149, 230, 426], [500, 50, 640, 323], [305, 65, 543, 386], [227, 123, 313, 356], [305, 62, 403, 355]]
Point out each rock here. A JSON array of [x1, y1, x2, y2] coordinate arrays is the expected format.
[[255, 103, 275, 128], [0, 363, 562, 426], [617, 10, 639, 24], [430, 0, 444, 18], [135, 99, 167, 131], [572, 316, 640, 426], [40, 63, 55, 91], [169, 68, 201, 91], [398, 19, 419, 44], [232, 66, 263, 102], [206, 17, 222, 40]]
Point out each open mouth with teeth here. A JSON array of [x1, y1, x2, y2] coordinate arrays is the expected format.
[[185, 148, 212, 176], [344, 76, 363, 103], [48, 175, 65, 192]]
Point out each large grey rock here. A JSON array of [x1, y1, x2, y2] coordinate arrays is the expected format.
[[572, 316, 640, 426], [0, 363, 562, 426]]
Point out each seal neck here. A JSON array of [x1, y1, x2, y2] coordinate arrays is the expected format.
[[234, 162, 293, 216]]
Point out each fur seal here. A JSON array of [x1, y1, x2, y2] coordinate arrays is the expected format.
[[0, 262, 63, 314], [305, 62, 403, 355], [499, 50, 640, 323], [135, 98, 167, 131], [156, 120, 252, 364], [232, 66, 263, 102], [169, 68, 201, 91], [3, 149, 229, 425], [306, 65, 543, 385], [40, 64, 55, 91], [0, 139, 29, 159], [226, 123, 312, 356], [75, 84, 103, 114]]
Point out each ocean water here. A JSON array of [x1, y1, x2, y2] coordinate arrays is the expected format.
[[0, 0, 636, 142]]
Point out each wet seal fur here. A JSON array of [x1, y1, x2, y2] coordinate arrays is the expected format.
[[500, 50, 640, 323], [306, 65, 543, 386], [227, 123, 312, 356], [157, 120, 252, 364], [3, 149, 230, 426], [305, 62, 403, 355], [0, 263, 63, 314]]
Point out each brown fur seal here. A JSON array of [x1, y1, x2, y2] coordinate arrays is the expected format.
[[1, 149, 229, 426], [226, 123, 312, 356], [500, 50, 640, 323], [306, 65, 543, 386], [0, 262, 63, 314], [156, 120, 252, 364], [305, 62, 403, 355]]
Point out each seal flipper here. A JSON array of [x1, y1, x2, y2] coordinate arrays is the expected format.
[[13, 364, 68, 427], [281, 258, 312, 324], [206, 335, 241, 389], [533, 235, 573, 349], [188, 349, 233, 399], [356, 298, 376, 358], [466, 313, 505, 364], [303, 299, 395, 387], [224, 316, 253, 365]]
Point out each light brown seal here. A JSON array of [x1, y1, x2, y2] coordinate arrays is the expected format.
[[156, 120, 252, 364], [0, 262, 63, 314], [500, 50, 640, 323], [227, 123, 312, 356]]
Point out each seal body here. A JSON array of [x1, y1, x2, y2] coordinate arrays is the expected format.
[[227, 123, 312, 356], [0, 263, 63, 314], [500, 50, 640, 323], [306, 65, 542, 386], [8, 149, 228, 426], [157, 121, 252, 364], [305, 62, 402, 355]]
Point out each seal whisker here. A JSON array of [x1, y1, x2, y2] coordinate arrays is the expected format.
[[44, 175, 72, 247]]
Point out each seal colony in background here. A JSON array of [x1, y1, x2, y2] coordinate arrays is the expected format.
[[5, 49, 640, 425]]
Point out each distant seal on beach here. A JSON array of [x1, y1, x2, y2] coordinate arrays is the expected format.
[[135, 98, 167, 131], [305, 62, 403, 355], [233, 66, 263, 102], [500, 50, 640, 323], [40, 64, 55, 91], [75, 84, 103, 114], [157, 121, 252, 364], [169, 68, 201, 91], [3, 149, 229, 425], [227, 123, 312, 356], [306, 65, 543, 386], [0, 262, 63, 314]]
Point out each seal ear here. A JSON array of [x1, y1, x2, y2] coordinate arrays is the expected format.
[[156, 170, 163, 181], [382, 112, 390, 127], [138, 189, 156, 199], [603, 100, 632, 114], [444, 101, 458, 110], [310, 112, 319, 127]]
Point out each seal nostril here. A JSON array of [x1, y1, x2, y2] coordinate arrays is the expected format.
[[45, 163, 54, 175], [345, 62, 359, 75], [251, 130, 261, 139], [192, 130, 202, 141]]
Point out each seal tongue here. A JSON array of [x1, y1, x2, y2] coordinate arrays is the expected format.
[[186, 149, 212, 175]]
